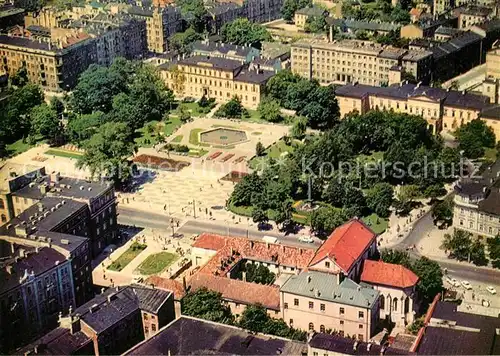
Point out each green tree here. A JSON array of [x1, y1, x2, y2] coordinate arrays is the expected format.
[[407, 317, 425, 335], [470, 239, 488, 266], [76, 122, 136, 186], [274, 199, 293, 228], [304, 15, 327, 33], [487, 235, 500, 268], [10, 66, 29, 87], [242, 263, 276, 284], [256, 141, 265, 156], [221, 19, 272, 49], [66, 111, 106, 144], [412, 257, 443, 304], [290, 116, 307, 139], [258, 97, 282, 122], [182, 288, 235, 324], [281, 0, 312, 21], [252, 206, 269, 226], [215, 96, 245, 118], [456, 119, 496, 159], [3, 83, 44, 139], [380, 249, 412, 268], [230, 173, 264, 206], [310, 207, 348, 237], [393, 185, 420, 215], [431, 197, 453, 226], [50, 96, 65, 119], [366, 183, 394, 217], [179, 105, 192, 123], [239, 304, 269, 332], [30, 104, 63, 144], [442, 229, 472, 261], [169, 27, 203, 55]]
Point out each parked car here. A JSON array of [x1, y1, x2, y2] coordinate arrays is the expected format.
[[446, 277, 460, 287], [461, 280, 473, 290], [298, 236, 314, 243], [486, 286, 497, 294]]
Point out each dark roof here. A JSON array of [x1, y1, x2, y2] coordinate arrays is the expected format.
[[418, 301, 500, 355], [478, 189, 500, 215], [128, 5, 153, 17], [178, 55, 244, 71], [13, 327, 91, 355], [335, 83, 489, 110], [234, 68, 275, 84], [0, 247, 67, 295], [482, 105, 500, 119], [207, 3, 241, 16], [295, 6, 326, 16], [327, 18, 400, 32], [472, 18, 500, 33], [192, 41, 257, 58], [309, 333, 411, 355], [434, 26, 463, 36], [457, 5, 491, 16], [75, 286, 171, 333], [0, 34, 54, 51], [125, 316, 307, 355]]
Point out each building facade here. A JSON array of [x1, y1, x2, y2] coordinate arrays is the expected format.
[[291, 39, 433, 86], [160, 55, 275, 108]]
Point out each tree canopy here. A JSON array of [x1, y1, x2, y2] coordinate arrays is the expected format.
[[181, 288, 235, 324], [456, 119, 496, 159], [281, 0, 312, 21], [221, 19, 272, 49]]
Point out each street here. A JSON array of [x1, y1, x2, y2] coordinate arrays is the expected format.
[[118, 206, 321, 248]]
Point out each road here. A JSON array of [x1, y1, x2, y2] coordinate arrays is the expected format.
[[395, 210, 500, 287], [118, 206, 320, 248]]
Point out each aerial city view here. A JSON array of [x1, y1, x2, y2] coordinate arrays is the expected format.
[[0, 0, 500, 352]]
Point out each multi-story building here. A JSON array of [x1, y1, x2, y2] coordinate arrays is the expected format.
[[433, 0, 451, 16], [216, 0, 283, 23], [400, 16, 458, 39], [334, 82, 495, 134], [191, 40, 260, 63], [291, 39, 433, 86], [486, 46, 500, 79], [160, 55, 276, 108], [294, 6, 327, 30], [16, 285, 175, 355], [128, 5, 182, 53], [0, 243, 77, 352], [206, 3, 242, 33], [327, 18, 401, 38], [434, 26, 464, 41], [455, 5, 492, 30], [0, 33, 97, 91], [453, 159, 500, 238], [0, 5, 24, 31]]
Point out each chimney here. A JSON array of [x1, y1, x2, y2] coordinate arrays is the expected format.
[[40, 185, 47, 194], [250, 241, 254, 249], [183, 276, 187, 291], [50, 171, 60, 183], [307, 275, 312, 283], [242, 271, 247, 282]]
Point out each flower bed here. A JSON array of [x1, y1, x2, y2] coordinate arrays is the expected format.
[[221, 170, 249, 183], [220, 153, 235, 162], [133, 154, 190, 172], [207, 151, 222, 160]]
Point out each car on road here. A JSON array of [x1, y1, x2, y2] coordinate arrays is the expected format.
[[446, 277, 460, 287], [298, 236, 314, 243], [132, 276, 144, 284], [461, 280, 473, 290], [486, 286, 497, 294]]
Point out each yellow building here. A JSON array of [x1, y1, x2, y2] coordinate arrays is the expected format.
[[160, 55, 276, 109], [294, 6, 327, 30], [335, 82, 498, 135], [291, 39, 433, 86], [486, 47, 500, 79]]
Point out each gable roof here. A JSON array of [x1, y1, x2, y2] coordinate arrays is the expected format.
[[309, 219, 376, 273], [361, 260, 419, 288], [144, 276, 186, 300], [188, 273, 280, 310]]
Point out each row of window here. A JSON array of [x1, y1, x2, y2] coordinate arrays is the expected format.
[[287, 299, 365, 319]]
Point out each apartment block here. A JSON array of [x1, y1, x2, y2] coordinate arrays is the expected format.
[[160, 55, 276, 109], [207, 3, 242, 33], [191, 40, 260, 63], [291, 39, 433, 86], [0, 5, 24, 31], [335, 82, 496, 134], [486, 47, 500, 79], [128, 5, 182, 53], [453, 159, 500, 239], [216, 0, 283, 23], [17, 285, 175, 355], [455, 5, 492, 30], [0, 33, 97, 91], [294, 6, 327, 30]]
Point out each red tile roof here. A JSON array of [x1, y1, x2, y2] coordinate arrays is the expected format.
[[194, 233, 316, 276], [308, 219, 376, 273], [144, 276, 186, 300], [409, 7, 424, 16], [361, 260, 419, 289], [188, 273, 281, 310]]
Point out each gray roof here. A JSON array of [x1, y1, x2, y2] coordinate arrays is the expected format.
[[0, 34, 54, 52], [296, 6, 326, 17], [207, 3, 241, 16], [280, 270, 379, 309], [126, 316, 307, 355], [327, 18, 400, 32], [481, 104, 500, 119], [192, 40, 258, 59], [234, 68, 275, 84], [309, 333, 410, 355], [177, 55, 244, 71], [457, 5, 491, 16], [478, 190, 500, 215], [434, 26, 463, 36], [472, 18, 500, 33], [13, 327, 91, 355], [128, 5, 153, 17], [335, 83, 490, 110], [76, 286, 171, 334]]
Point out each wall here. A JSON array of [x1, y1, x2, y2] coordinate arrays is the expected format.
[[369, 284, 416, 327]]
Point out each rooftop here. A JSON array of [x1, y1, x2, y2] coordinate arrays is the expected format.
[[188, 273, 281, 310], [280, 270, 379, 309], [0, 5, 24, 18], [144, 276, 186, 300], [295, 6, 326, 17], [456, 5, 491, 16], [0, 162, 42, 193], [361, 260, 418, 289], [177, 55, 244, 72], [309, 219, 376, 273], [234, 68, 275, 84], [125, 316, 307, 355], [192, 40, 255, 58], [309, 333, 411, 355], [13, 327, 91, 355], [327, 18, 401, 32], [434, 26, 463, 37]]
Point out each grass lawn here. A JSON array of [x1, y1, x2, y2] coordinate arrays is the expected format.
[[6, 139, 32, 156], [164, 116, 182, 136], [137, 252, 178, 275], [357, 151, 384, 163], [45, 149, 83, 159], [171, 135, 183, 143], [362, 213, 388, 234], [189, 128, 209, 146], [249, 139, 296, 169], [243, 109, 264, 123], [108, 242, 147, 272], [188, 148, 208, 157], [228, 202, 253, 217]]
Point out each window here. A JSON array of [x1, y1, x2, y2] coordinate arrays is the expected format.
[[309, 322, 314, 331], [340, 307, 345, 315], [284, 302, 288, 309], [0, 198, 4, 209], [358, 334, 364, 341], [358, 311, 364, 319], [340, 320, 344, 326], [320, 325, 325, 333], [380, 296, 385, 310], [325, 261, 330, 268], [313, 353, 318, 356], [309, 301, 314, 309], [359, 324, 363, 329], [0, 214, 6, 223], [294, 298, 299, 306], [144, 313, 148, 320], [320, 303, 325, 311], [393, 299, 398, 312], [289, 319, 293, 325]]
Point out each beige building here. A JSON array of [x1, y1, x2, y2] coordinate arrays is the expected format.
[[291, 39, 433, 86], [280, 271, 379, 341], [160, 55, 276, 109], [453, 159, 500, 239], [433, 0, 451, 16], [335, 82, 496, 134], [294, 6, 327, 30], [456, 6, 492, 30], [486, 47, 500, 79]]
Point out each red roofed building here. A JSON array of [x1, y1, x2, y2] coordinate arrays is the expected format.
[[361, 260, 419, 328], [145, 276, 186, 318], [308, 219, 377, 280]]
